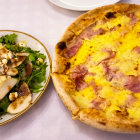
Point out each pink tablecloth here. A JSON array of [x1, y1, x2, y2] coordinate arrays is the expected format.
[[0, 0, 140, 140]]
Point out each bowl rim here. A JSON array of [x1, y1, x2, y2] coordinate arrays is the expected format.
[[0, 30, 52, 126]]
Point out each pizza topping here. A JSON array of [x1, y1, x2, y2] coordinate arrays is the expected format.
[[127, 12, 138, 25], [92, 28, 105, 36], [124, 75, 140, 93], [89, 80, 102, 94], [125, 94, 137, 107], [102, 62, 125, 82], [80, 26, 105, 39], [70, 65, 88, 80], [75, 78, 87, 91], [65, 62, 71, 70], [110, 26, 117, 32], [120, 29, 129, 37], [102, 62, 140, 93], [98, 49, 116, 66], [137, 32, 140, 36], [70, 65, 88, 91], [102, 49, 116, 61], [105, 12, 116, 19], [65, 37, 82, 58], [91, 97, 110, 110], [57, 41, 66, 50], [66, 44, 80, 58], [132, 46, 140, 54], [102, 62, 116, 81], [79, 24, 95, 39]]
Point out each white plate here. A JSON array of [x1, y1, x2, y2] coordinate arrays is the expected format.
[[0, 30, 51, 125], [49, 0, 121, 11]]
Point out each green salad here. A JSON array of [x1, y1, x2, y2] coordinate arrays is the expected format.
[[0, 33, 47, 115]]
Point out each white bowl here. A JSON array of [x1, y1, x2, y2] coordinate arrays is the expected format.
[[0, 30, 51, 125]]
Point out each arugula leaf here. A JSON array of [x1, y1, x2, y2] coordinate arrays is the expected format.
[[6, 44, 24, 52], [0, 96, 10, 115], [0, 33, 17, 45], [26, 62, 47, 92]]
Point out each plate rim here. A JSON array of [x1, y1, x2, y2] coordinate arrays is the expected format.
[[0, 30, 52, 126], [49, 0, 121, 11]]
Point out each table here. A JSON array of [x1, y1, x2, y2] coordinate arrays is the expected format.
[[0, 0, 140, 140]]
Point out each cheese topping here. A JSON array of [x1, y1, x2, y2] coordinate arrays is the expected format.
[[67, 11, 140, 121]]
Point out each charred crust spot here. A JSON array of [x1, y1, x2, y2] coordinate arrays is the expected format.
[[115, 108, 129, 117], [105, 12, 116, 19], [132, 125, 139, 128], [65, 62, 71, 70], [118, 24, 121, 27], [98, 121, 106, 126], [134, 66, 138, 70], [58, 41, 66, 50]]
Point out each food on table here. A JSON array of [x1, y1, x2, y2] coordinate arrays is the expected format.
[[52, 4, 140, 133], [0, 33, 47, 115]]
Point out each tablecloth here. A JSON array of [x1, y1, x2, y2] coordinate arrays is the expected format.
[[0, 0, 140, 140]]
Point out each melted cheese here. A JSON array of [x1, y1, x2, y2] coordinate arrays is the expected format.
[[67, 12, 140, 121]]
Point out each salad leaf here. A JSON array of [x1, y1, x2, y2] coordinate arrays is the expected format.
[[0, 33, 17, 45], [15, 51, 47, 92], [6, 44, 23, 52], [26, 62, 47, 92], [0, 96, 10, 115]]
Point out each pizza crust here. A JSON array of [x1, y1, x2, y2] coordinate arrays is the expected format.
[[76, 109, 140, 133], [52, 3, 140, 133], [51, 73, 79, 115], [52, 51, 67, 73]]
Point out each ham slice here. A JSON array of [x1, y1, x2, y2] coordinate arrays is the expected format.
[[127, 12, 138, 25], [81, 28, 105, 39], [70, 65, 88, 91], [102, 62, 117, 81], [70, 65, 88, 80], [65, 24, 105, 58], [79, 24, 95, 39], [98, 49, 116, 65], [89, 80, 101, 94], [132, 46, 140, 54], [125, 94, 137, 107], [102, 62, 140, 93], [91, 97, 110, 110], [66, 45, 80, 58], [75, 78, 87, 91], [102, 49, 116, 61], [124, 76, 140, 93], [65, 37, 82, 58]]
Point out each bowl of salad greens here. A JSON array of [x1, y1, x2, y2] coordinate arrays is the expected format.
[[0, 30, 51, 125]]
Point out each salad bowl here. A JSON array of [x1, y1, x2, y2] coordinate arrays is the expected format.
[[0, 30, 51, 125]]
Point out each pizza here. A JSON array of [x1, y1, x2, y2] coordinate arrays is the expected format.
[[52, 4, 140, 133]]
